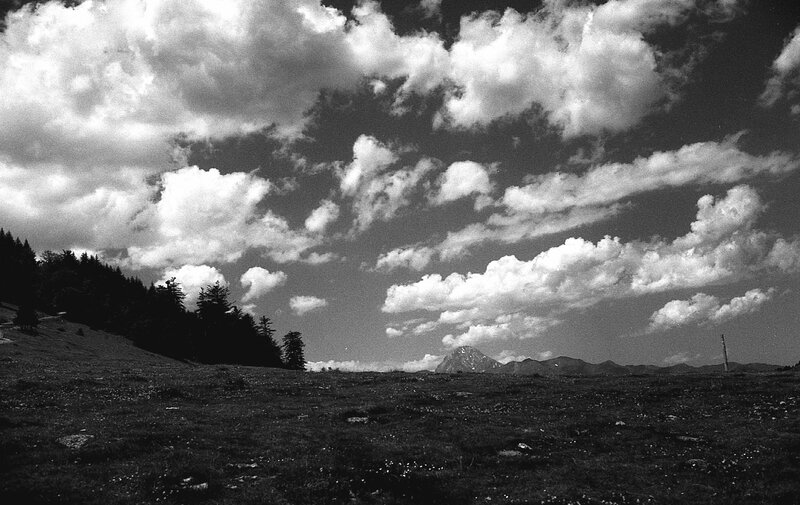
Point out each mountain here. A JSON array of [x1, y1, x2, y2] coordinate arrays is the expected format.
[[493, 355, 634, 377], [437, 346, 782, 376], [435, 346, 501, 373]]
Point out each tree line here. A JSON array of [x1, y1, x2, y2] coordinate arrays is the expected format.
[[0, 228, 305, 370]]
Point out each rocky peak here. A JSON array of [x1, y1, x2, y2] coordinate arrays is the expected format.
[[435, 346, 501, 373]]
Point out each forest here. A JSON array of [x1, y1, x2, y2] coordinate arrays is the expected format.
[[0, 228, 304, 369]]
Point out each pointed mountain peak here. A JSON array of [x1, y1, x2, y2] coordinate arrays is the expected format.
[[435, 346, 500, 373]]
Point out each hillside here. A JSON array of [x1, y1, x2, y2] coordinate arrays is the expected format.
[[0, 303, 174, 366], [2, 329, 799, 505]]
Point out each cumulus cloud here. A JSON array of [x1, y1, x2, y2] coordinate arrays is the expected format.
[[430, 161, 494, 207], [347, 1, 449, 113], [0, 0, 747, 257], [373, 137, 798, 268], [0, 0, 362, 159], [433, 0, 697, 137], [442, 314, 560, 349], [349, 0, 726, 136], [0, 164, 156, 252], [338, 135, 437, 232], [339, 135, 399, 196], [240, 267, 287, 302], [306, 353, 442, 372], [759, 25, 800, 113], [502, 135, 798, 216], [374, 245, 436, 272], [305, 199, 340, 234], [385, 327, 404, 338], [290, 295, 328, 315], [383, 186, 796, 347], [158, 264, 227, 309], [124, 167, 321, 268]]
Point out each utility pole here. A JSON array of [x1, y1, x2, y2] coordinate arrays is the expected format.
[[721, 334, 729, 373]]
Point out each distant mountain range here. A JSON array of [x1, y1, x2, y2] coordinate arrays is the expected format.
[[434, 346, 782, 376]]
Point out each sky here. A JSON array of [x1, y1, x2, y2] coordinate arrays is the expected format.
[[1, 0, 800, 371]]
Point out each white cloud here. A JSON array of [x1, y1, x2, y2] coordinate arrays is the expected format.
[[442, 314, 559, 349], [437, 206, 625, 261], [662, 352, 700, 366], [339, 135, 399, 196], [766, 238, 800, 272], [306, 353, 443, 372], [125, 167, 321, 268], [647, 288, 775, 333], [431, 161, 494, 206], [374, 245, 436, 272], [241, 303, 258, 316], [158, 264, 227, 310], [647, 293, 720, 332], [240, 267, 287, 302], [305, 199, 340, 233], [384, 186, 795, 346], [346, 0, 725, 136], [385, 327, 404, 338], [370, 137, 798, 267], [759, 25, 800, 112], [493, 350, 531, 364], [502, 136, 798, 216], [0, 164, 156, 252], [711, 288, 776, 325], [347, 1, 449, 112], [290, 295, 328, 315], [0, 0, 749, 258], [338, 136, 437, 232], [0, 0, 362, 161], [435, 1, 692, 137]]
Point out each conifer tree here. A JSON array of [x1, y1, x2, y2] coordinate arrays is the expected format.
[[281, 331, 306, 370], [258, 316, 283, 367]]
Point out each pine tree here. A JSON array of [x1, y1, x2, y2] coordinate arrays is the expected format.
[[281, 331, 306, 370], [155, 277, 186, 312], [194, 281, 232, 363], [258, 316, 283, 367]]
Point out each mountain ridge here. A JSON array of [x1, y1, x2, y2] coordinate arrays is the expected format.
[[436, 346, 782, 376]]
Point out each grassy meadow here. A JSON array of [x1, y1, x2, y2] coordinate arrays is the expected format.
[[1, 312, 798, 504]]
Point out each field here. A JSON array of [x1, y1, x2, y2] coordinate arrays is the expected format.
[[1, 316, 799, 504]]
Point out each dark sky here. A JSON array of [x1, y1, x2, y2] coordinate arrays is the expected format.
[[1, 0, 799, 370]]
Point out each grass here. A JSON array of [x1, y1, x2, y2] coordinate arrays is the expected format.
[[1, 316, 799, 504]]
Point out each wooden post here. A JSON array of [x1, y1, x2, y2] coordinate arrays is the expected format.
[[721, 334, 729, 373]]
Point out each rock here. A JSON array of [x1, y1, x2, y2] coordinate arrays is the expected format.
[[347, 416, 369, 424], [57, 434, 94, 449]]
